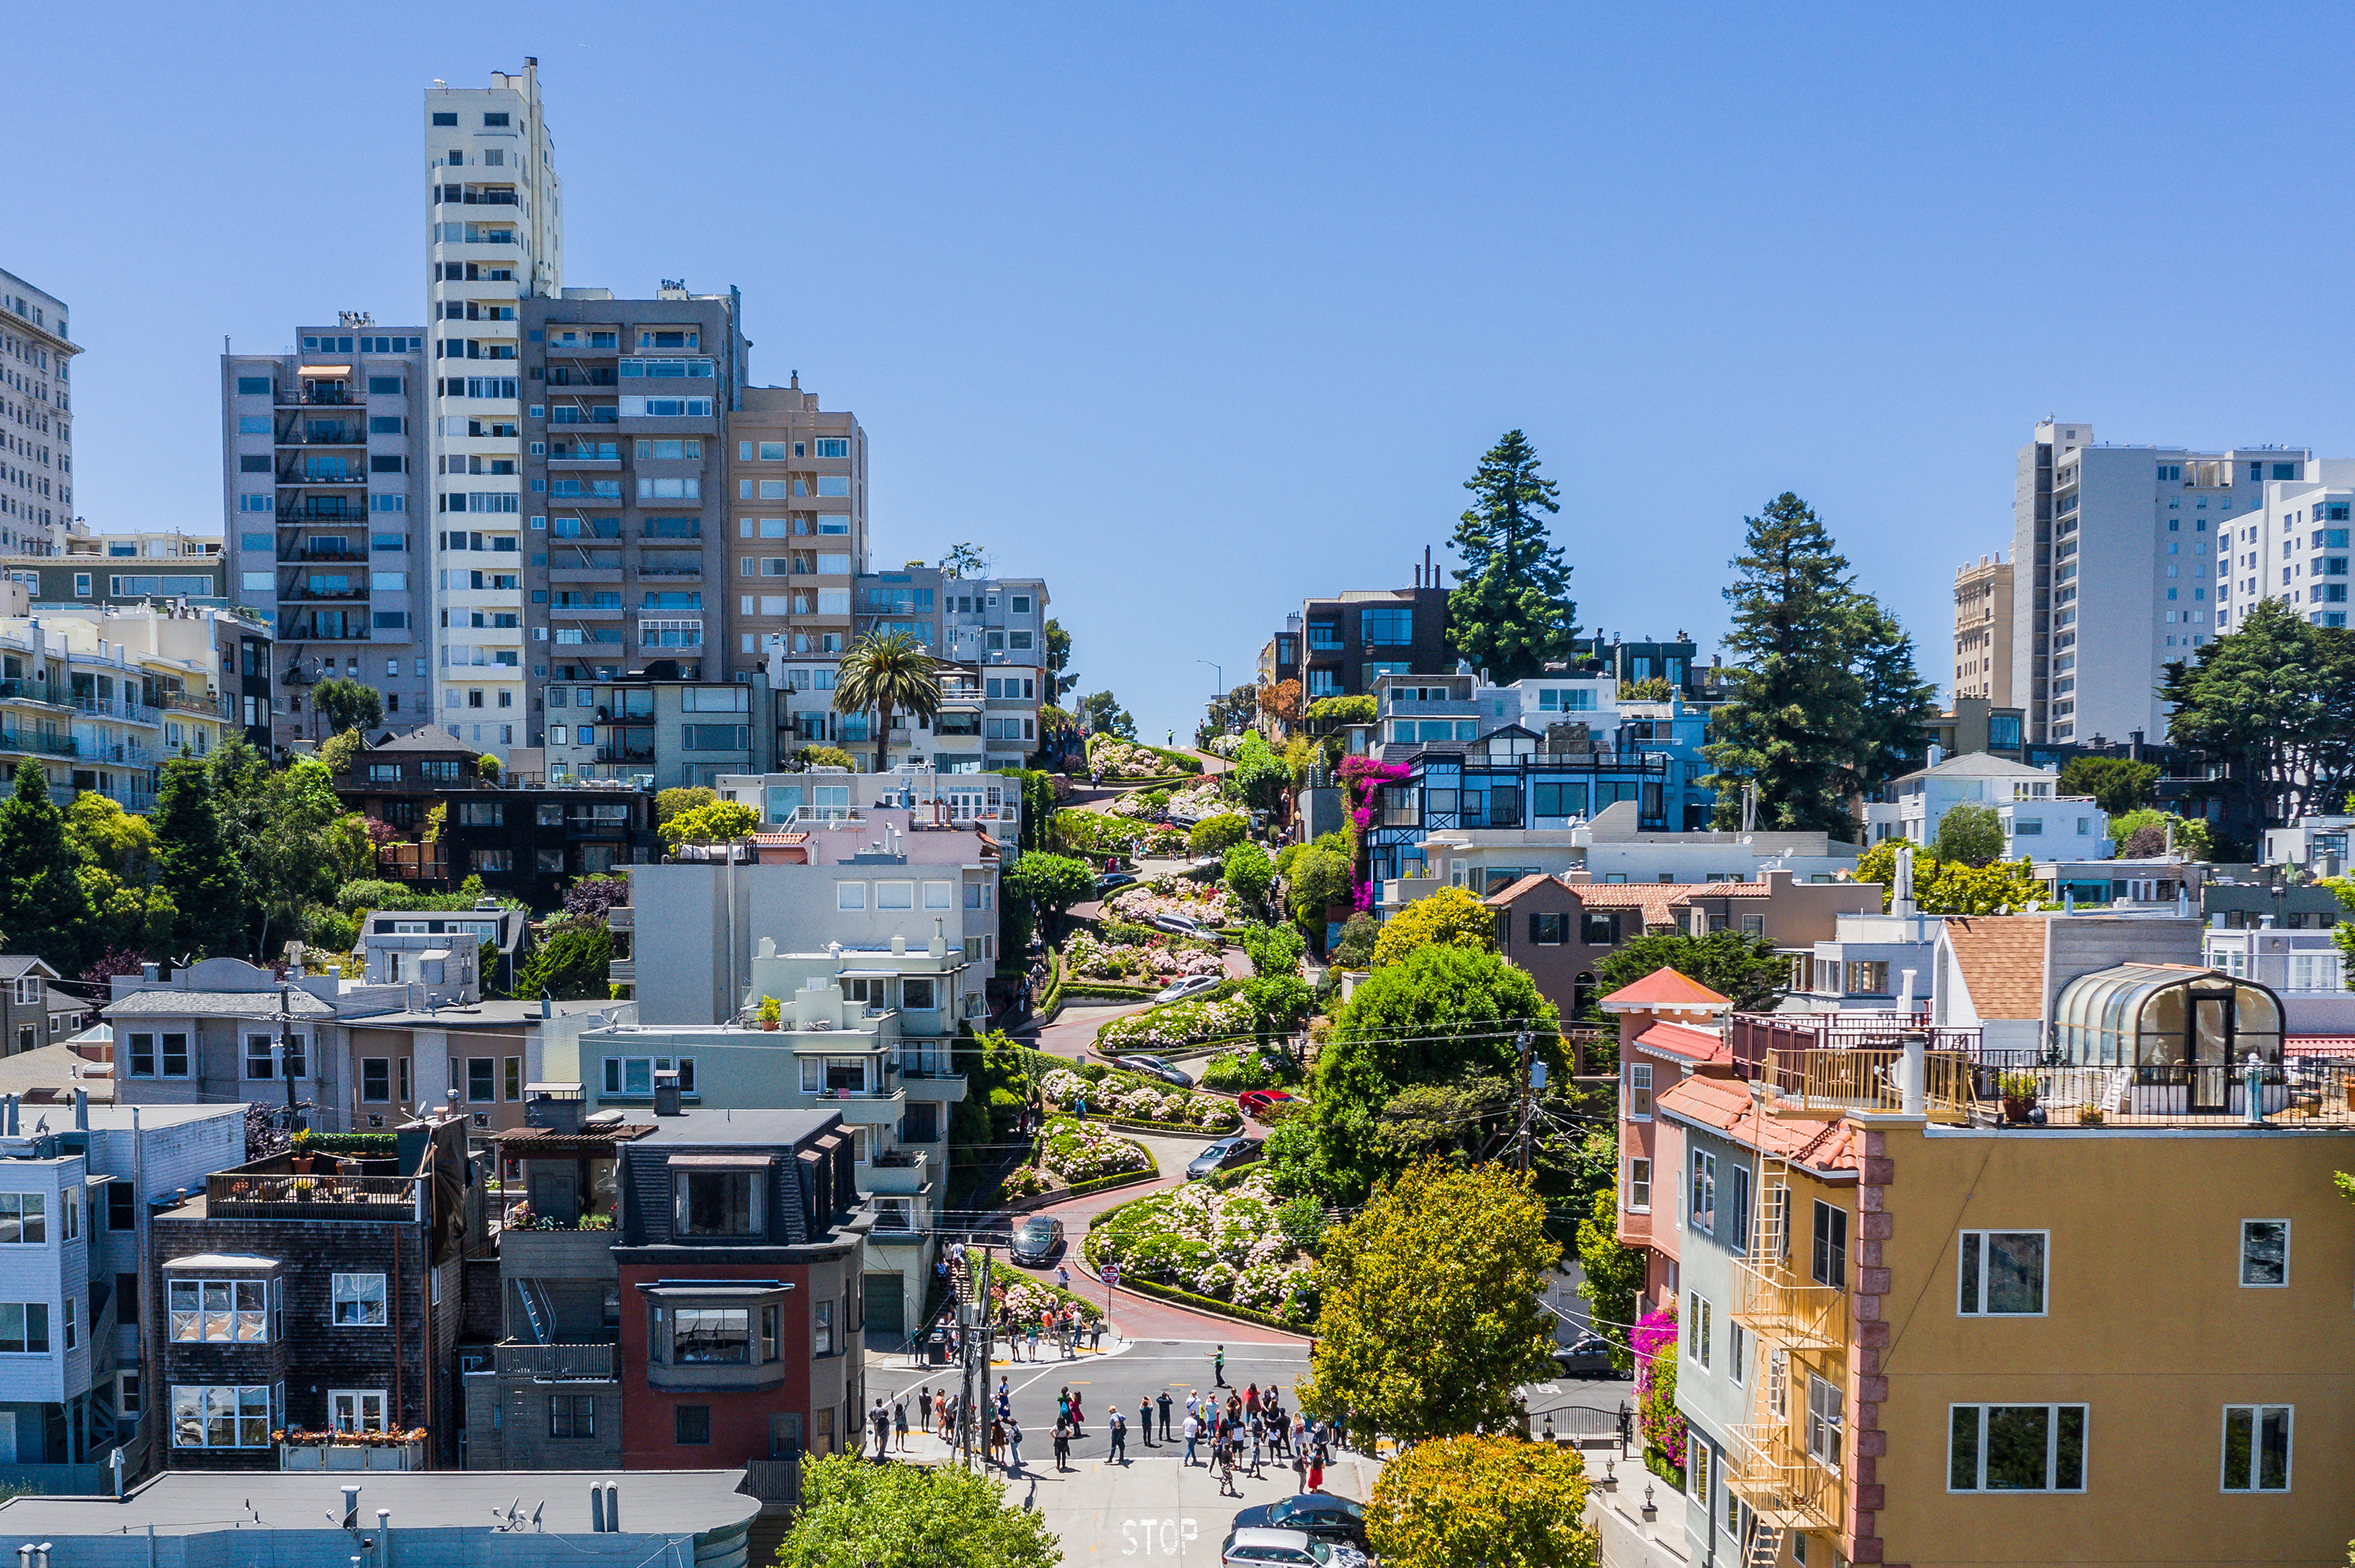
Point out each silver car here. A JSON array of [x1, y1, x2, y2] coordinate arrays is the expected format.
[[1155, 973, 1224, 1003], [1219, 1527, 1368, 1567]]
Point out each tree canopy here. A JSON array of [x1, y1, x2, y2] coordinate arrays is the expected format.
[[2111, 808, 2212, 861], [154, 757, 245, 961], [1222, 840, 1274, 913], [1933, 802, 2006, 866], [310, 676, 383, 736], [1702, 494, 1936, 836], [2059, 757, 2159, 815], [2160, 597, 2355, 839], [833, 630, 942, 772], [1853, 841, 2048, 917], [654, 786, 717, 826], [1446, 431, 1577, 685], [658, 800, 758, 849], [1366, 1432, 1597, 1568], [1300, 1160, 1558, 1445], [1370, 885, 1495, 967], [1187, 812, 1249, 857], [1004, 852, 1094, 941], [1591, 931, 1789, 1016], [1073, 690, 1134, 739], [1574, 1183, 1645, 1374], [514, 924, 612, 1001], [775, 1453, 1058, 1568], [0, 763, 93, 975]]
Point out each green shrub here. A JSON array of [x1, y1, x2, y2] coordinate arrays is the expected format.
[[305, 908, 359, 954], [1236, 921, 1305, 979], [1188, 813, 1250, 858]]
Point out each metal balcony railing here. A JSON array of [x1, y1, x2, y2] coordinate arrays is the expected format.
[[274, 388, 358, 407], [0, 731, 75, 757], [1724, 1421, 1842, 1533], [1730, 1261, 1846, 1351], [207, 1171, 423, 1220], [492, 1342, 615, 1381]]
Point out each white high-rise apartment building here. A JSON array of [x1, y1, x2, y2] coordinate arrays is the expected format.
[[0, 268, 74, 556], [2214, 459, 2355, 635], [425, 60, 562, 758], [2011, 419, 2310, 746]]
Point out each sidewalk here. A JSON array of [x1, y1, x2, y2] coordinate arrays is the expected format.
[[1584, 1455, 1689, 1568]]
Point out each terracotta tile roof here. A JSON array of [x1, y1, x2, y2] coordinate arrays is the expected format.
[[2287, 1036, 2355, 1058], [1597, 966, 1732, 1012], [1654, 1074, 1860, 1173], [1943, 915, 2048, 1021], [1574, 881, 1773, 930], [1634, 1020, 1732, 1065], [1483, 873, 1560, 906]]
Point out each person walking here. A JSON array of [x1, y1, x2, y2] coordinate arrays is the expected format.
[[1182, 1412, 1199, 1467], [1214, 1434, 1239, 1497], [1070, 1391, 1086, 1435], [1156, 1389, 1174, 1442], [1057, 1263, 1072, 1293], [1140, 1396, 1157, 1446], [1213, 1345, 1227, 1387], [1109, 1406, 1129, 1464], [1247, 1415, 1264, 1478], [1053, 1415, 1072, 1472], [1308, 1451, 1325, 1493], [894, 1395, 910, 1452]]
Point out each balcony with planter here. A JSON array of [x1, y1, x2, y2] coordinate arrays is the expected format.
[[278, 1431, 427, 1471]]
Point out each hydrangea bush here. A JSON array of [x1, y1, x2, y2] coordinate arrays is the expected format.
[[1104, 877, 1232, 925], [1087, 737, 1181, 780], [991, 1276, 1104, 1325], [1083, 1172, 1315, 1325], [1094, 991, 1255, 1055], [1040, 1067, 1242, 1132], [1037, 1116, 1153, 1182], [1062, 930, 1222, 984]]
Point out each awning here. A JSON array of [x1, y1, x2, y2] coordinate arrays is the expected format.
[[665, 1154, 773, 1169], [162, 1253, 279, 1271], [300, 365, 351, 377]]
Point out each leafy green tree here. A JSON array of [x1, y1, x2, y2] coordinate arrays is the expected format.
[[0, 763, 93, 974], [2110, 808, 2213, 860], [2160, 598, 2350, 831], [1240, 974, 1313, 1038], [1304, 694, 1376, 731], [1330, 911, 1378, 969], [1236, 918, 1302, 978], [657, 800, 758, 849], [1703, 494, 1933, 835], [792, 744, 856, 771], [2060, 757, 2160, 815], [1204, 684, 1261, 736], [246, 757, 360, 958], [311, 676, 382, 736], [514, 924, 613, 1001], [1043, 618, 1077, 700], [941, 542, 989, 578], [1187, 812, 1249, 858], [1446, 431, 1576, 685], [1299, 1160, 1557, 1444], [1284, 844, 1353, 944], [1222, 840, 1274, 913], [1074, 690, 1134, 740], [776, 1452, 1058, 1568], [1221, 731, 1290, 815], [1574, 1185, 1645, 1374], [833, 629, 943, 773], [1367, 1432, 1597, 1568], [1004, 852, 1094, 943], [316, 727, 363, 779], [1591, 931, 1787, 1016], [70, 790, 177, 960], [1853, 842, 2048, 917], [1370, 885, 1495, 967], [1933, 802, 2007, 866], [654, 786, 717, 826]]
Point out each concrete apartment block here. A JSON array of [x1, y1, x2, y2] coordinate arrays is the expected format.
[[2212, 456, 2355, 636], [725, 383, 867, 685], [0, 268, 74, 555], [1952, 550, 2011, 703], [221, 322, 431, 741]]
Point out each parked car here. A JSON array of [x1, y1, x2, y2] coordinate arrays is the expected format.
[[1151, 912, 1210, 937], [1009, 1215, 1065, 1267], [1110, 1055, 1195, 1088], [1186, 1135, 1263, 1180], [1155, 973, 1225, 1004], [1230, 1497, 1368, 1551], [1237, 1088, 1297, 1119], [1552, 1330, 1616, 1379], [1094, 871, 1137, 895], [1218, 1528, 1367, 1567]]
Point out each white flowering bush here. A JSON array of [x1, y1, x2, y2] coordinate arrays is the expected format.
[[1203, 735, 1247, 759], [1040, 1067, 1242, 1132], [1105, 877, 1232, 926], [990, 1277, 1103, 1326], [1036, 1116, 1153, 1182], [1062, 930, 1221, 984], [1083, 1172, 1314, 1324], [1088, 737, 1181, 780], [1162, 781, 1229, 824], [1095, 991, 1254, 1055]]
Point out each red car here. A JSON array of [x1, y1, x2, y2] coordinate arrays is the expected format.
[[1237, 1089, 1296, 1119]]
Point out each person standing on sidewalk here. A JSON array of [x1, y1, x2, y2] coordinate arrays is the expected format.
[[1053, 1415, 1072, 1472], [1109, 1406, 1129, 1464], [894, 1395, 909, 1452], [1247, 1415, 1264, 1478], [1214, 1433, 1239, 1497], [1006, 1417, 1024, 1475]]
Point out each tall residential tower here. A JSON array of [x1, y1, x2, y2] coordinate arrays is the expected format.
[[425, 61, 563, 757], [0, 269, 74, 556]]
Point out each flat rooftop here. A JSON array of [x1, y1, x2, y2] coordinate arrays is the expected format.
[[0, 1469, 759, 1537], [630, 1107, 840, 1147]]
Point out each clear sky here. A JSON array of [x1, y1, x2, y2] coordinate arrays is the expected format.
[[13, 1, 2355, 738]]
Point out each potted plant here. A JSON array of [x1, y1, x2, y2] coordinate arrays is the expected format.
[[1998, 1070, 2039, 1125], [2076, 1102, 2105, 1126], [758, 996, 782, 1031], [289, 1128, 318, 1175]]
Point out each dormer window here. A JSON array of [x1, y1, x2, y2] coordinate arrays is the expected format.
[[672, 1163, 762, 1237]]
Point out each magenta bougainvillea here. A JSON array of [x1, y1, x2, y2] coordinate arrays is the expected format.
[[1335, 757, 1412, 909], [1633, 1303, 1686, 1471]]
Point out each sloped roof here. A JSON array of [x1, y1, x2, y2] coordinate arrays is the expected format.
[[1655, 1074, 1860, 1174], [0, 957, 57, 983], [103, 988, 336, 1020], [1891, 752, 2060, 786], [1943, 915, 2047, 1021], [1634, 1020, 1732, 1064], [363, 726, 476, 755], [1483, 873, 1561, 906], [1597, 966, 1730, 1012], [1576, 881, 1773, 931]]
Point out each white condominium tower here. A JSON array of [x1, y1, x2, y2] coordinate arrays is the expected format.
[[425, 60, 563, 758], [0, 269, 73, 556], [2010, 419, 2309, 746]]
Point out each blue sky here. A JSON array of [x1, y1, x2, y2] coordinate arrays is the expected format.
[[14, 1, 2355, 737]]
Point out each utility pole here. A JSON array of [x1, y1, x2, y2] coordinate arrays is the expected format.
[[1515, 1031, 1533, 1176]]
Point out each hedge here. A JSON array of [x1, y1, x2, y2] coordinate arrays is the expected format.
[[1059, 983, 1161, 1002], [1087, 1114, 1238, 1138], [1090, 1268, 1301, 1333], [1054, 1168, 1165, 1202], [305, 1133, 399, 1156]]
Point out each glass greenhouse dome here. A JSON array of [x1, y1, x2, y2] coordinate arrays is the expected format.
[[2050, 963, 2284, 1115]]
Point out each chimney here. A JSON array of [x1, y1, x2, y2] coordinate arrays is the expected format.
[[930, 917, 947, 958], [4, 1096, 16, 1136], [652, 1070, 681, 1116], [140, 961, 158, 984], [72, 1090, 86, 1132]]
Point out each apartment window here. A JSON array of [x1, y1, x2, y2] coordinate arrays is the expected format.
[[467, 1058, 496, 1103], [673, 1307, 751, 1363], [2221, 1406, 2292, 1492], [1959, 1231, 2047, 1315], [118, 1370, 141, 1416], [813, 1299, 835, 1355], [329, 1391, 387, 1434], [838, 881, 867, 910], [1530, 911, 1568, 945], [168, 1279, 261, 1342], [1689, 1439, 1711, 1511], [1687, 1291, 1712, 1370], [1726, 1163, 1751, 1253], [1806, 1375, 1842, 1471], [1584, 912, 1617, 945], [171, 1385, 272, 1448], [245, 1033, 305, 1080], [2240, 1220, 2288, 1286], [108, 1184, 133, 1232], [1627, 1063, 1652, 1119], [332, 1273, 387, 1327], [1689, 1150, 1716, 1236], [1811, 1202, 1847, 1288], [1627, 1158, 1652, 1211], [761, 1304, 780, 1361], [603, 1057, 695, 1096], [674, 1171, 759, 1237], [0, 1194, 46, 1245], [814, 438, 849, 458], [1767, 1350, 1788, 1419], [550, 1394, 596, 1438], [676, 1405, 711, 1445], [1948, 1404, 2086, 1492]]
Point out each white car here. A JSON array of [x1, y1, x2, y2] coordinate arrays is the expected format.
[[1152, 913, 1210, 937], [1155, 973, 1224, 1003], [1220, 1528, 1367, 1567]]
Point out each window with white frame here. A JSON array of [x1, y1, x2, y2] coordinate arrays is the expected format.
[[2240, 1220, 2287, 1285], [332, 1273, 387, 1327], [1726, 1162, 1751, 1253], [838, 881, 867, 910], [602, 1057, 696, 1096], [0, 1194, 46, 1244], [1767, 1350, 1788, 1419], [1689, 1437, 1711, 1510], [1806, 1375, 1842, 1471], [1948, 1404, 2086, 1492], [1687, 1292, 1712, 1371], [2221, 1405, 2291, 1492], [1959, 1231, 2047, 1315], [1689, 1150, 1715, 1235], [1626, 1158, 1651, 1212], [169, 1278, 268, 1342], [172, 1384, 273, 1448], [330, 1389, 388, 1434], [1627, 1063, 1652, 1118]]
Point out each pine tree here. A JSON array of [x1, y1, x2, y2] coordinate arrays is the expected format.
[[154, 756, 248, 959], [1446, 431, 1577, 685], [0, 762, 94, 975], [1849, 599, 1939, 796]]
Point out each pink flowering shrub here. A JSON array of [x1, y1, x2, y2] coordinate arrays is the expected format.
[[1634, 1304, 1686, 1479]]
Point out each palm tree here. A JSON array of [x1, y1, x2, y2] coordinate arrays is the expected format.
[[831, 630, 942, 774]]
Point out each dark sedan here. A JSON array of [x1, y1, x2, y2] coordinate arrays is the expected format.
[[1111, 1054, 1195, 1089], [1185, 1135, 1263, 1180], [1230, 1495, 1367, 1550], [1553, 1330, 1616, 1379], [1008, 1215, 1064, 1267], [1094, 871, 1138, 895]]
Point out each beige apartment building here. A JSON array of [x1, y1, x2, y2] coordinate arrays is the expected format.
[[1953, 551, 2012, 703], [725, 381, 867, 684]]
